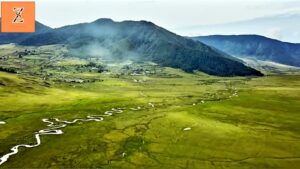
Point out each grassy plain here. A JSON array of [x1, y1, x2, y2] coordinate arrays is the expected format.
[[0, 45, 300, 169]]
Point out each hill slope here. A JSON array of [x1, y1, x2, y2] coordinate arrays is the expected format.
[[19, 19, 262, 76], [0, 20, 51, 44], [194, 35, 300, 67]]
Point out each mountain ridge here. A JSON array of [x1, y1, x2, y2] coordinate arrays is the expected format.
[[181, 11, 300, 43], [0, 19, 52, 44], [194, 35, 300, 67], [0, 18, 263, 76]]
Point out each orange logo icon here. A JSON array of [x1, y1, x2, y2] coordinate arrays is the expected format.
[[1, 1, 35, 32]]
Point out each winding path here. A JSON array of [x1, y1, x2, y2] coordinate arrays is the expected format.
[[0, 105, 151, 166]]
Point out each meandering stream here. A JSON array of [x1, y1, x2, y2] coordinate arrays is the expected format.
[[0, 105, 147, 166], [0, 88, 239, 166]]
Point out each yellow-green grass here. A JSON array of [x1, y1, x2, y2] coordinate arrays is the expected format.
[[0, 70, 300, 169]]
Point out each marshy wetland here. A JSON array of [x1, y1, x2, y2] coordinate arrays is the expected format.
[[0, 44, 300, 168]]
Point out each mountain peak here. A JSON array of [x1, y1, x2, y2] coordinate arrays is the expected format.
[[91, 18, 156, 27], [1, 19, 263, 76], [93, 18, 115, 24]]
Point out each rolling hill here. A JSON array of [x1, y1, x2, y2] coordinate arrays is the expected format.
[[0, 20, 51, 44], [17, 19, 262, 76], [194, 35, 300, 67]]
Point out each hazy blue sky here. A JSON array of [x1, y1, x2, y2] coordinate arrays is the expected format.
[[2, 0, 299, 41]]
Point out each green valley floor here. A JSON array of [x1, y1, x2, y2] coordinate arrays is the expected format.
[[1, 68, 300, 169]]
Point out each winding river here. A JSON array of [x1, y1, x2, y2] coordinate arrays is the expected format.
[[0, 105, 147, 166], [0, 88, 238, 166]]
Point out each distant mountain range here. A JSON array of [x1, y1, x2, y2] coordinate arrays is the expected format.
[[0, 18, 262, 76], [181, 11, 300, 43], [0, 20, 51, 44], [194, 35, 300, 67]]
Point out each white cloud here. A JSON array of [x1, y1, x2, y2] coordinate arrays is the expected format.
[[294, 31, 300, 36], [267, 28, 283, 40], [31, 0, 300, 29]]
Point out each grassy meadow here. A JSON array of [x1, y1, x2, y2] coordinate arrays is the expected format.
[[0, 45, 300, 169]]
